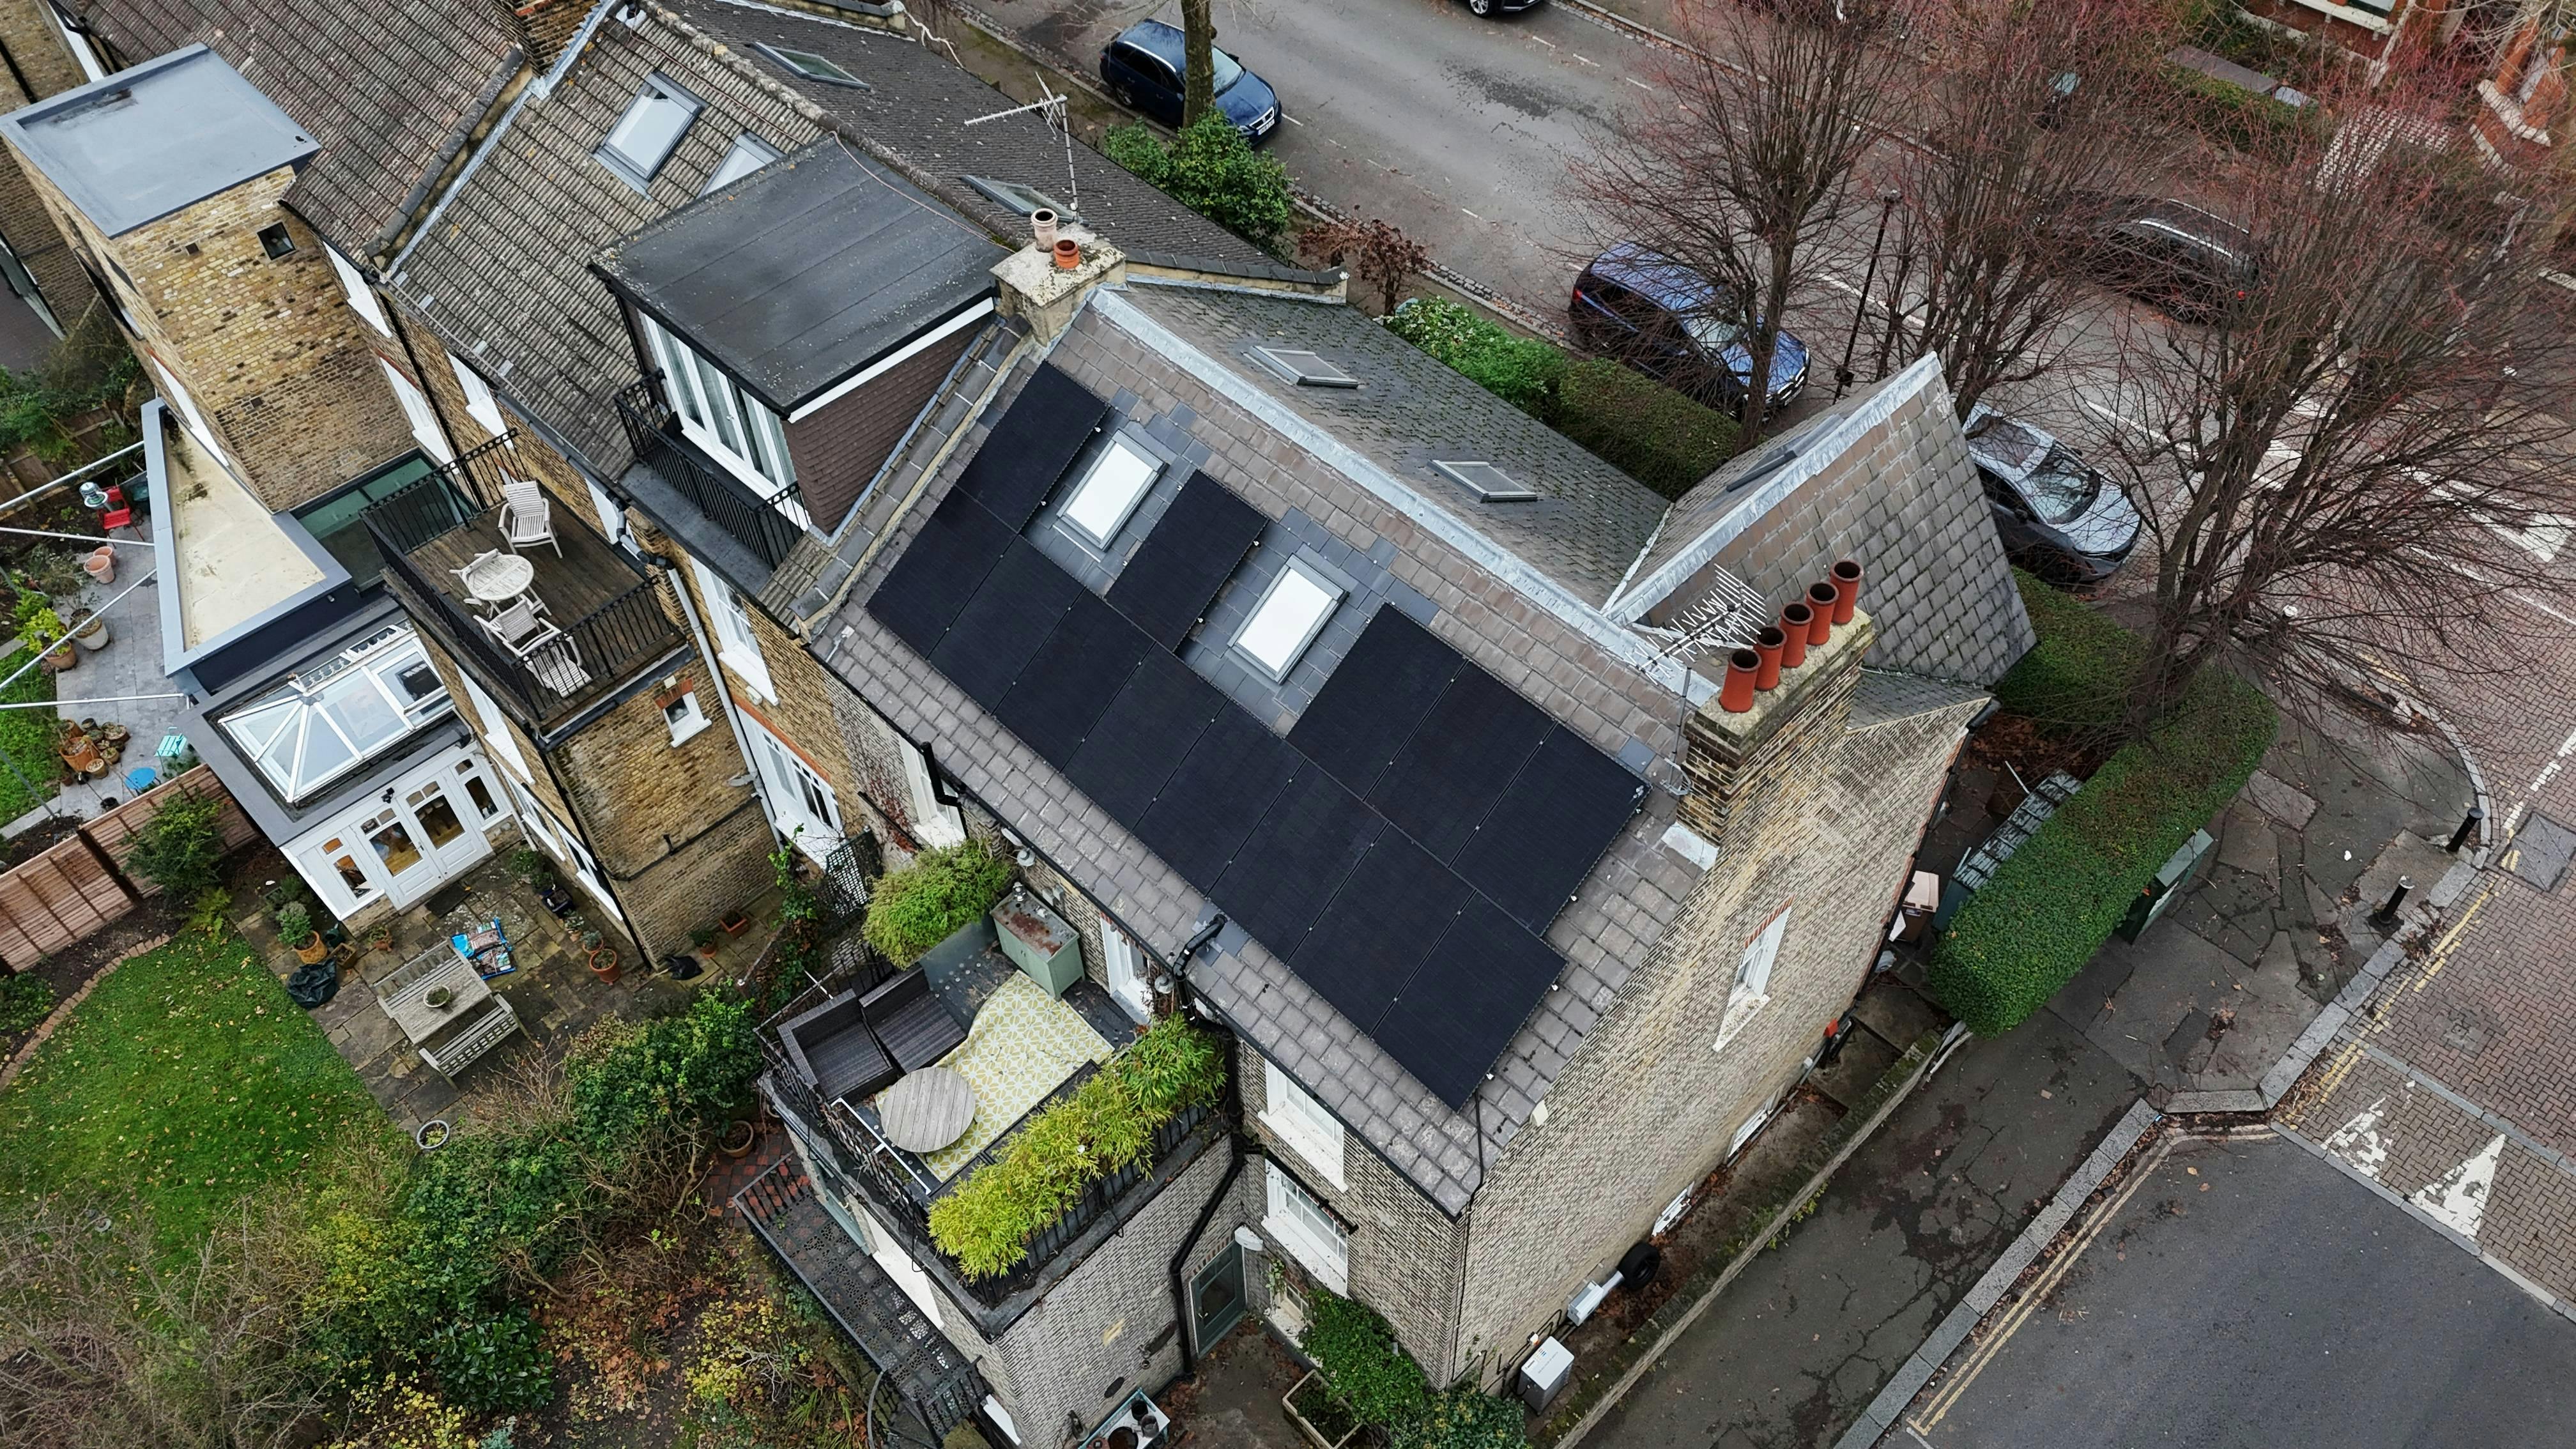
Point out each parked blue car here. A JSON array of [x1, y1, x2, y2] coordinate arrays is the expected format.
[[1100, 20, 1280, 144], [1568, 243, 1810, 414]]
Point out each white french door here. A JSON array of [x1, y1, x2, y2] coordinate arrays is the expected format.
[[1102, 922, 1151, 1022]]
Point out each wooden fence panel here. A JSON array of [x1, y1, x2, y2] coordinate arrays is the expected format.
[[0, 831, 133, 963], [85, 765, 257, 896]]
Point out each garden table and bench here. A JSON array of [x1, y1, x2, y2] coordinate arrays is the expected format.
[[377, 943, 521, 1083]]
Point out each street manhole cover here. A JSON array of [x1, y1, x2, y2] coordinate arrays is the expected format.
[[2506, 812, 2576, 893]]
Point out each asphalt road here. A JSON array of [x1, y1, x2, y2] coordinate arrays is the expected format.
[[1905, 1130, 2576, 1448]]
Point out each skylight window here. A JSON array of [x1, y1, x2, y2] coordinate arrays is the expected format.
[[1432, 459, 1536, 502], [597, 75, 702, 190], [1234, 555, 1346, 681], [1252, 348, 1359, 389], [703, 133, 783, 194], [963, 176, 1071, 218], [1059, 435, 1163, 549], [218, 626, 454, 803], [759, 44, 870, 88]]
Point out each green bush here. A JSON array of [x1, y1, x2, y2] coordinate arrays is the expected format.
[[2161, 62, 2324, 159], [927, 1016, 1224, 1278], [1552, 358, 1737, 499], [1301, 1289, 1429, 1428], [861, 839, 1014, 965], [125, 792, 228, 900], [1392, 1387, 1529, 1449], [1384, 296, 1564, 412], [1988, 569, 2145, 735], [425, 1307, 553, 1413], [1104, 114, 1294, 250], [0, 970, 52, 1034], [1929, 653, 2276, 1037], [564, 991, 761, 1155]]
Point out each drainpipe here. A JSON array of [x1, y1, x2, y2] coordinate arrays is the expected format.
[[635, 546, 782, 848], [1163, 912, 1243, 1381]]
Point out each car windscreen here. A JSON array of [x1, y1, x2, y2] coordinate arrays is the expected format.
[[2022, 448, 2101, 525], [1213, 47, 1245, 93], [1968, 415, 2048, 471], [1682, 312, 1743, 351]]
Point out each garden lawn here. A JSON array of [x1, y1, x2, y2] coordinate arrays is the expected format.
[[0, 930, 390, 1245], [0, 661, 57, 822]]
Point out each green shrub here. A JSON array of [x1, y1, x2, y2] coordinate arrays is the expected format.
[[1301, 1288, 1430, 1427], [425, 1307, 553, 1413], [0, 970, 52, 1034], [861, 839, 1013, 965], [1988, 569, 2146, 735], [1103, 114, 1294, 250], [927, 1016, 1224, 1278], [1551, 357, 1736, 499], [2161, 62, 2324, 159], [1929, 665, 2276, 1036], [563, 991, 761, 1155], [274, 901, 313, 944], [1392, 1386, 1529, 1449], [1383, 296, 1564, 412], [125, 792, 227, 900]]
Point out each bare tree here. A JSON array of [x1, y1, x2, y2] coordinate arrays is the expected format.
[[1181, 0, 1216, 126], [1302, 216, 1429, 314], [1572, 0, 1910, 450], [2084, 65, 2576, 738], [1880, 0, 2186, 418]]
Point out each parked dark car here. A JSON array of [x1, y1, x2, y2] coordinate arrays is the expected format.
[[1459, 0, 1546, 15], [1568, 243, 1810, 414], [2080, 197, 2259, 323], [1100, 20, 1280, 143], [1963, 405, 2139, 585]]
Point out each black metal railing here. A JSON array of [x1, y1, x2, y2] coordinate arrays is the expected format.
[[364, 433, 525, 556], [615, 379, 809, 572]]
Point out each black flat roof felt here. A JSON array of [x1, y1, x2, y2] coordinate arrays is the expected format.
[[1287, 607, 1465, 797], [1369, 664, 1554, 864], [956, 362, 1112, 528], [1105, 471, 1268, 649], [598, 141, 1006, 415], [865, 489, 1016, 657], [993, 593, 1153, 769]]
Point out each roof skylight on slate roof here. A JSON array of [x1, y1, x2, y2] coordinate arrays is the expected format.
[[759, 43, 871, 89], [1233, 553, 1345, 680], [1252, 348, 1359, 389], [965, 176, 1071, 218], [703, 133, 783, 194], [1060, 434, 1163, 549], [1432, 459, 1537, 502], [597, 74, 701, 190]]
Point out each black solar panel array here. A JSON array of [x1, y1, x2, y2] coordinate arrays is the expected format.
[[866, 367, 1646, 1109]]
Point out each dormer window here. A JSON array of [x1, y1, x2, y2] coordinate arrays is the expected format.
[[1432, 459, 1535, 502], [638, 312, 802, 519], [1059, 434, 1163, 549], [597, 75, 702, 191], [1233, 553, 1346, 681], [1252, 348, 1358, 388], [758, 44, 870, 88]]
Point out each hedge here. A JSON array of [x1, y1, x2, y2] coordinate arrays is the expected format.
[[1298, 1287, 1528, 1449], [1382, 298, 1736, 500], [861, 839, 1014, 965], [1104, 114, 1294, 252], [1928, 585, 2276, 1036], [2159, 61, 2325, 160], [1988, 569, 2145, 734]]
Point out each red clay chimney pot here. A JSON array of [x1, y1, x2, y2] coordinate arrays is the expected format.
[[1778, 603, 1812, 668], [1720, 648, 1761, 714], [1830, 558, 1863, 625], [1805, 582, 1838, 645], [1754, 625, 1786, 691]]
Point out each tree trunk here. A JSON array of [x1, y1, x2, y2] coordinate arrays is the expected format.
[[1181, 0, 1216, 126]]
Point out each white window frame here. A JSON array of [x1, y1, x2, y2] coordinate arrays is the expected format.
[[756, 42, 870, 88], [586, 480, 629, 549], [663, 689, 709, 746], [597, 73, 703, 190], [378, 359, 452, 464], [326, 245, 392, 337], [1057, 434, 1163, 549], [1101, 921, 1151, 1022], [449, 355, 507, 439], [1717, 905, 1791, 1050], [47, 1, 105, 82], [744, 716, 841, 866], [898, 740, 966, 849], [457, 669, 528, 782], [1261, 1059, 1346, 1189], [640, 313, 804, 516], [691, 556, 774, 702], [150, 361, 236, 476], [1263, 1162, 1348, 1296], [703, 132, 784, 194], [1232, 554, 1345, 682]]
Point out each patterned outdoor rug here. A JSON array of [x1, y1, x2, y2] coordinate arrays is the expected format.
[[918, 972, 1112, 1180]]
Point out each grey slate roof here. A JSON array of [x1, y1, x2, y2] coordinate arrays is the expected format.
[[1123, 285, 1673, 609], [597, 140, 1005, 415], [0, 45, 317, 238], [71, 0, 518, 251], [1849, 669, 1990, 730]]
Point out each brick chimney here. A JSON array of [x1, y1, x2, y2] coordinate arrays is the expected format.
[[1676, 604, 1874, 852], [991, 231, 1125, 342]]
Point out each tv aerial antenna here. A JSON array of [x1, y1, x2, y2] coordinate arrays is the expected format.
[[1643, 568, 1772, 672], [962, 75, 1080, 218]]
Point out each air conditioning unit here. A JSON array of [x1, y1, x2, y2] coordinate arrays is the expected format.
[[1082, 1389, 1171, 1449]]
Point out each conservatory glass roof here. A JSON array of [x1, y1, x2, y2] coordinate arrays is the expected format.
[[218, 625, 452, 802]]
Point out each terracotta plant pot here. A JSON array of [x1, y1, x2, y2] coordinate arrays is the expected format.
[[296, 932, 329, 965], [719, 911, 751, 936], [82, 546, 113, 585], [40, 645, 74, 672], [369, 925, 395, 952], [719, 1118, 757, 1158], [588, 947, 620, 983]]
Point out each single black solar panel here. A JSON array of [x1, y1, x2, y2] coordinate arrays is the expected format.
[[953, 362, 1108, 528], [1103, 471, 1268, 649], [1065, 650, 1230, 825], [1373, 906, 1566, 1109], [992, 592, 1153, 770], [1133, 709, 1302, 893], [1287, 606, 1463, 797], [1370, 665, 1552, 864], [1214, 765, 1383, 959], [864, 490, 1015, 657], [1454, 724, 1645, 933], [929, 539, 1087, 710], [1287, 832, 1467, 1035]]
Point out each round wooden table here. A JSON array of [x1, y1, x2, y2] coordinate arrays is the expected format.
[[878, 1067, 977, 1153]]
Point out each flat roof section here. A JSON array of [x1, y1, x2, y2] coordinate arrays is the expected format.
[[596, 139, 1006, 415], [0, 45, 317, 236], [167, 420, 324, 647]]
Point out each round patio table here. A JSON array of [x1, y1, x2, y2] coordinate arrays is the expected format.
[[462, 553, 535, 606], [878, 1066, 977, 1153]]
